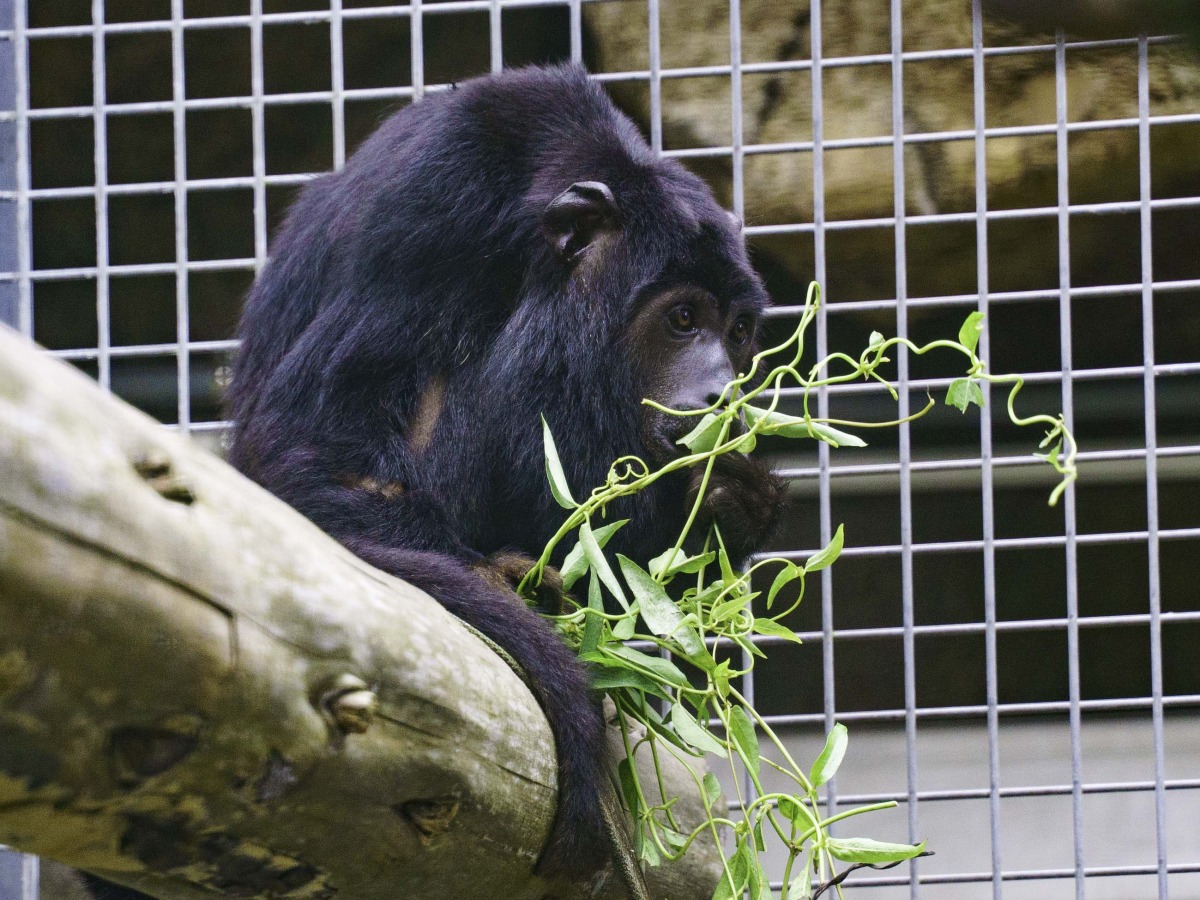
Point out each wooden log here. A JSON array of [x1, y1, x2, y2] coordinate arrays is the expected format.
[[0, 325, 722, 900]]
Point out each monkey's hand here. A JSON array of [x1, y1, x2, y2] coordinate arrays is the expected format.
[[690, 452, 786, 565], [472, 551, 568, 615]]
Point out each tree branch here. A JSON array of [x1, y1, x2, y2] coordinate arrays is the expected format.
[[0, 325, 722, 900]]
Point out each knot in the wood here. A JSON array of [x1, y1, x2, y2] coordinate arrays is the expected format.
[[317, 673, 377, 734], [132, 449, 196, 504], [395, 797, 461, 845]]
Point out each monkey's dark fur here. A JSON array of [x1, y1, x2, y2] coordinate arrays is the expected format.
[[86, 64, 783, 896], [228, 63, 783, 878]]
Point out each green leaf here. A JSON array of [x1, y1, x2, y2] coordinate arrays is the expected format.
[[743, 405, 817, 439], [767, 561, 802, 609], [618, 555, 705, 657], [778, 797, 818, 832], [603, 644, 691, 687], [712, 841, 752, 900], [712, 659, 733, 699], [703, 772, 722, 809], [945, 377, 985, 413], [612, 615, 636, 640], [670, 702, 727, 756], [747, 854, 769, 900], [541, 416, 577, 509], [752, 616, 803, 644], [785, 862, 813, 900], [649, 547, 716, 580], [712, 589, 757, 625], [617, 756, 641, 816], [677, 412, 725, 453], [958, 311, 985, 355], [639, 704, 698, 755], [717, 546, 737, 586], [808, 421, 868, 449], [743, 405, 867, 448], [805, 524, 844, 572], [580, 518, 629, 610], [867, 330, 885, 350], [661, 826, 690, 851], [559, 519, 628, 590], [580, 572, 603, 655], [826, 837, 927, 864], [728, 705, 761, 779], [636, 828, 661, 866], [590, 668, 673, 702], [809, 722, 849, 787]]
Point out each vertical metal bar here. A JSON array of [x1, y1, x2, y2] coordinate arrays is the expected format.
[[330, 0, 346, 168], [972, 3, 1003, 897], [250, 0, 267, 270], [171, 0, 190, 432], [9, 0, 28, 336], [727, 0, 752, 807], [0, 0, 36, 832], [92, 0, 111, 389], [0, 0, 16, 330], [1054, 31, 1086, 900], [647, 0, 661, 154], [810, 0, 837, 825], [1137, 33, 1169, 900], [410, 0, 424, 101], [728, 0, 744, 218], [569, 0, 582, 65], [889, 3, 919, 895], [488, 0, 502, 75], [0, 848, 38, 900]]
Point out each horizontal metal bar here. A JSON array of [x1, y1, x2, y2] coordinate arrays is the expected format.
[[760, 525, 1200, 564], [752, 610, 1200, 648], [47, 338, 236, 360], [785, 861, 1200, 890], [0, 257, 255, 281], [0, 172, 316, 200], [9, 84, 1199, 160], [725, 777, 1200, 815], [831, 777, 1200, 808], [0, 5, 1180, 54], [9, 182, 1200, 234], [772, 361, 1200, 400], [764, 278, 1200, 318], [745, 191, 1200, 238], [663, 112, 1200, 162], [777, 443, 1200, 482], [759, 694, 1200, 728]]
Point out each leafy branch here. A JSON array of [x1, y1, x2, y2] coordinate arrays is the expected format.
[[521, 282, 1076, 899]]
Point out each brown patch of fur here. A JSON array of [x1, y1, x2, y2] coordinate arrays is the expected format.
[[409, 375, 446, 454], [337, 474, 406, 499]]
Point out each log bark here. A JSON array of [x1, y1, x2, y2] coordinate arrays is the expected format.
[[0, 325, 722, 900]]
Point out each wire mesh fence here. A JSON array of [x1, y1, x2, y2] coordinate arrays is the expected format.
[[1, 0, 1198, 897]]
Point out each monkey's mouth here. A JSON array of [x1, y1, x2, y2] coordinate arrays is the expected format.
[[645, 413, 718, 465], [646, 407, 748, 466]]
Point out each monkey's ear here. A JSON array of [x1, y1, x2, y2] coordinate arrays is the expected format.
[[542, 181, 620, 264]]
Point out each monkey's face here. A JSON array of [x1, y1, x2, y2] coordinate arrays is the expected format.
[[624, 285, 762, 466]]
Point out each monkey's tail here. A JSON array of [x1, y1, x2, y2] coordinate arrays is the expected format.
[[336, 539, 622, 886]]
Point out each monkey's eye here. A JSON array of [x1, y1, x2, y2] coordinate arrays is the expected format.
[[730, 317, 753, 346], [668, 304, 697, 334]]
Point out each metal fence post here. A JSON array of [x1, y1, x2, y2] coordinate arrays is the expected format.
[[0, 2, 39, 895], [0, 0, 16, 329]]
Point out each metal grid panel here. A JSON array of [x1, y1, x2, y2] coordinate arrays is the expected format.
[[1, 2, 1198, 898]]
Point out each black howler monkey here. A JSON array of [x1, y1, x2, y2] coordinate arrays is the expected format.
[[87, 65, 783, 897], [227, 63, 783, 879]]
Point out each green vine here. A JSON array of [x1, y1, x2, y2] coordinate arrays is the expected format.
[[520, 282, 1077, 899]]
